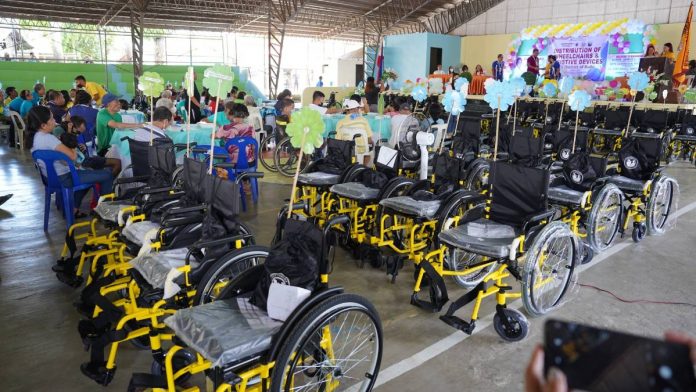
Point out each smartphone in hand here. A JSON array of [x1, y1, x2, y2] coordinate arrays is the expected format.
[[544, 319, 696, 392]]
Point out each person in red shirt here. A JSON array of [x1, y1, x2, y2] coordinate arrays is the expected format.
[[527, 48, 540, 75]]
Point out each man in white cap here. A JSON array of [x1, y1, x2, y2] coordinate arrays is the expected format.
[[336, 99, 373, 164]]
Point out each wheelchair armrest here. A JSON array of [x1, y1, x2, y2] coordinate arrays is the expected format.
[[161, 205, 207, 220], [161, 214, 205, 228], [138, 186, 174, 195], [236, 172, 264, 182], [191, 234, 254, 253], [212, 153, 229, 160], [521, 209, 557, 233], [191, 147, 209, 154], [173, 143, 193, 151], [214, 162, 236, 169]]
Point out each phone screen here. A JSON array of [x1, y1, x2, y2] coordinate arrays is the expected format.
[[544, 319, 696, 392]]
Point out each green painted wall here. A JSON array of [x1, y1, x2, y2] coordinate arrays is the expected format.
[[0, 62, 265, 100]]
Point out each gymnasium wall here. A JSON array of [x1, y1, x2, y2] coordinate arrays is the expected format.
[[383, 32, 461, 87]]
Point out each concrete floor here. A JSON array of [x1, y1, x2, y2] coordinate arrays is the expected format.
[[1, 144, 695, 391]]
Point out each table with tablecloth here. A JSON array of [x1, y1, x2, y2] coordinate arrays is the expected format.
[[322, 113, 392, 142], [119, 110, 147, 124], [109, 123, 217, 158], [469, 75, 490, 95]]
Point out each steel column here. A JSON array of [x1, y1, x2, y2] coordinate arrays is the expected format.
[[130, 5, 145, 92]]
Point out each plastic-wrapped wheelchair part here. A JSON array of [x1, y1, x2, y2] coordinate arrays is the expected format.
[[122, 221, 161, 246], [164, 296, 282, 367], [647, 176, 679, 235], [607, 175, 647, 192], [94, 201, 135, 223], [438, 218, 518, 258], [297, 171, 341, 186], [129, 247, 196, 289], [521, 221, 579, 318], [330, 182, 381, 200], [379, 196, 442, 219], [548, 185, 586, 206], [586, 183, 623, 252]]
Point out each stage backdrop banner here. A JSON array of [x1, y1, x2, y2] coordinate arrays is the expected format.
[[552, 36, 608, 79]]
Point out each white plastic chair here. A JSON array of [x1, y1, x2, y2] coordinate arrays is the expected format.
[[9, 111, 25, 150], [247, 107, 265, 145]]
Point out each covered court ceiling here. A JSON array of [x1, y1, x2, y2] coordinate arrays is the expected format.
[[0, 0, 504, 40]]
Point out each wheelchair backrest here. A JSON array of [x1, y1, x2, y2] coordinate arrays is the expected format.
[[432, 152, 464, 186], [128, 138, 153, 178], [148, 138, 177, 187], [554, 125, 588, 160], [452, 118, 481, 156], [603, 110, 629, 130], [182, 157, 208, 203], [508, 126, 545, 166], [202, 172, 242, 236], [325, 138, 355, 165], [639, 110, 669, 131], [489, 161, 550, 227], [618, 137, 663, 180]]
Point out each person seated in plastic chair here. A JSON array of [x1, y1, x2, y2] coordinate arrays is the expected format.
[[215, 104, 256, 176], [389, 102, 419, 147], [336, 99, 373, 164], [27, 106, 113, 218], [58, 116, 121, 176]]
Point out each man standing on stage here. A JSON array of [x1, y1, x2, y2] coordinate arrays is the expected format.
[[492, 54, 505, 81], [527, 48, 540, 75]]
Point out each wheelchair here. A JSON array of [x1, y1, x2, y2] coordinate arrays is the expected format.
[[590, 108, 630, 154], [414, 161, 581, 341], [55, 137, 187, 287], [294, 138, 356, 221], [127, 215, 383, 392], [78, 159, 264, 386], [608, 134, 679, 242], [668, 112, 696, 165]]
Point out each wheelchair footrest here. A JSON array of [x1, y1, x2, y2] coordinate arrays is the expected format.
[[439, 315, 476, 335], [55, 271, 84, 288], [81, 361, 116, 386], [128, 373, 168, 391], [410, 293, 445, 313]]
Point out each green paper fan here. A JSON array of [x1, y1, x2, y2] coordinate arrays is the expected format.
[[286, 107, 325, 154], [202, 65, 235, 93], [139, 71, 165, 97], [684, 90, 696, 103]]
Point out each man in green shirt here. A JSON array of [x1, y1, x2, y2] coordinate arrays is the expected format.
[[96, 93, 143, 152]]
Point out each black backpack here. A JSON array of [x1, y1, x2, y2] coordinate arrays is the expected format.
[[562, 153, 597, 191], [250, 220, 320, 310]]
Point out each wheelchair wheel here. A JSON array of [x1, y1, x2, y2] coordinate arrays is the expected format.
[[465, 161, 489, 192], [150, 348, 195, 385], [192, 246, 269, 305], [270, 293, 382, 392], [522, 222, 579, 317], [275, 138, 311, 177], [586, 183, 622, 252], [259, 134, 279, 172], [647, 176, 679, 236], [493, 308, 529, 342]]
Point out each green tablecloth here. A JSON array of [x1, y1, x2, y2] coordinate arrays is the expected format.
[[109, 123, 216, 157], [322, 114, 392, 141]]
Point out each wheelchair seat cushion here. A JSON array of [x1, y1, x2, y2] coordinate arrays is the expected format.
[[129, 247, 198, 289], [548, 185, 586, 206], [94, 201, 135, 223], [298, 171, 341, 186], [164, 297, 282, 367], [123, 221, 161, 246], [379, 196, 441, 219], [608, 175, 646, 192], [438, 218, 518, 259], [330, 182, 381, 200]]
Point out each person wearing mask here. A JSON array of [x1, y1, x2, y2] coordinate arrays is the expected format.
[[32, 83, 45, 106], [527, 48, 541, 75], [215, 103, 255, 166], [308, 91, 339, 115], [74, 75, 107, 105], [274, 89, 293, 115], [492, 54, 505, 81], [645, 44, 657, 57], [662, 43, 676, 62], [27, 106, 113, 218], [133, 106, 173, 142], [4, 86, 17, 107], [19, 90, 35, 118], [336, 99, 373, 162], [364, 76, 381, 112], [96, 93, 143, 154], [68, 90, 99, 144], [47, 90, 67, 123]]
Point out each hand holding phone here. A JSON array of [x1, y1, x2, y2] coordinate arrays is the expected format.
[[543, 319, 696, 392]]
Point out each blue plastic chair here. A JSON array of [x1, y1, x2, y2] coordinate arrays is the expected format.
[[32, 150, 98, 231], [222, 137, 259, 211]]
